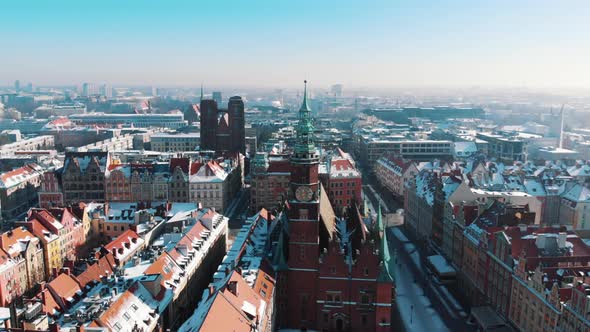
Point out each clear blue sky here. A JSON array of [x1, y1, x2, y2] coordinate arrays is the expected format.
[[1, 0, 589, 88]]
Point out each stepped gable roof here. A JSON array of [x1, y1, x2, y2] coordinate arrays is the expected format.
[[63, 151, 109, 173], [169, 157, 190, 173]]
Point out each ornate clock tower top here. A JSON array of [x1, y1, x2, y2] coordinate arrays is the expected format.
[[289, 80, 320, 205], [292, 80, 319, 164]]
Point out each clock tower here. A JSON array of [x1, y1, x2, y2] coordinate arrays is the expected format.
[[283, 80, 321, 329], [289, 80, 320, 237]]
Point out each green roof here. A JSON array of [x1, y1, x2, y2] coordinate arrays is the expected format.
[[377, 204, 395, 283], [295, 80, 316, 155]]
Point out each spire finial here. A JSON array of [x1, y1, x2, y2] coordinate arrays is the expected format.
[[300, 80, 310, 112], [200, 84, 204, 102]]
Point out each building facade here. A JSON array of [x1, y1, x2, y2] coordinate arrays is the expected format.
[[61, 151, 109, 203], [151, 133, 201, 152], [374, 154, 418, 197], [0, 163, 45, 222]]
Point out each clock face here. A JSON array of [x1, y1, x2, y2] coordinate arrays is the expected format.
[[295, 186, 313, 202]]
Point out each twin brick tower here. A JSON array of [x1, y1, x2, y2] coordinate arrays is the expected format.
[[199, 92, 245, 155]]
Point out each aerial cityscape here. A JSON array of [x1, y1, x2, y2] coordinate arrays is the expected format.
[[1, 1, 590, 332]]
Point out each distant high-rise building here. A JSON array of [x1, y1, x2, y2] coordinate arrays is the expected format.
[[82, 82, 90, 97], [99, 84, 112, 99], [151, 86, 157, 96], [212, 91, 222, 106], [25, 82, 33, 93], [14, 80, 20, 93], [330, 84, 343, 97]]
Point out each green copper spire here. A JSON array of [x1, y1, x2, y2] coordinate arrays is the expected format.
[[294, 80, 316, 156], [272, 231, 289, 271], [377, 204, 394, 282], [377, 203, 383, 233], [300, 79, 311, 112]]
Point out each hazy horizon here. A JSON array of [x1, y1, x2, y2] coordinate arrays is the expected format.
[[2, 0, 590, 89]]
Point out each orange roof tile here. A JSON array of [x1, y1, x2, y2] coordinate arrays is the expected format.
[[48, 273, 82, 305], [0, 227, 38, 257], [200, 271, 265, 332], [39, 288, 61, 315], [77, 253, 116, 288], [104, 229, 140, 252], [143, 252, 182, 287]]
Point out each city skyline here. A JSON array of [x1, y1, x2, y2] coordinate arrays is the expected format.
[[2, 0, 590, 89]]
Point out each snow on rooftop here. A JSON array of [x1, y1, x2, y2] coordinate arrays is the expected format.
[[427, 255, 456, 276]]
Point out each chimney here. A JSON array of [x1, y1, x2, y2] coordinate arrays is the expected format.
[[558, 232, 567, 248], [39, 281, 46, 291], [228, 280, 238, 296], [41, 289, 47, 303], [49, 323, 60, 332], [62, 267, 71, 276]]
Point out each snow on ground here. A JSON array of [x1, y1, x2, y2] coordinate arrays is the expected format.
[[390, 227, 450, 331]]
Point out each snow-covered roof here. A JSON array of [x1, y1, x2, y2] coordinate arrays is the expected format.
[[453, 141, 478, 157], [563, 184, 590, 203]]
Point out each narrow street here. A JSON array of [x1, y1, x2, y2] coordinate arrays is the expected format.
[[225, 187, 251, 242], [388, 226, 472, 331], [358, 165, 473, 331]]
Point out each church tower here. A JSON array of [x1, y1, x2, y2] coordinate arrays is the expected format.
[[285, 80, 321, 329]]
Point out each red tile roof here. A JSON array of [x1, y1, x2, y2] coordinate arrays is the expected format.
[[39, 287, 61, 315], [77, 252, 116, 288], [48, 273, 82, 305], [0, 163, 42, 188], [104, 229, 141, 252], [200, 271, 266, 332], [0, 227, 38, 258], [143, 252, 182, 288]]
